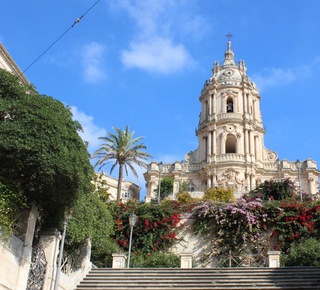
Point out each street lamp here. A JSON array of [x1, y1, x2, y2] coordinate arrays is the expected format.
[[127, 211, 137, 268], [180, 160, 185, 190], [296, 159, 302, 202], [158, 162, 163, 204], [277, 158, 281, 181], [53, 210, 72, 290]]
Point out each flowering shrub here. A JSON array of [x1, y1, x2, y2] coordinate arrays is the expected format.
[[272, 200, 320, 251], [190, 199, 268, 254], [244, 179, 296, 201], [107, 201, 181, 256]]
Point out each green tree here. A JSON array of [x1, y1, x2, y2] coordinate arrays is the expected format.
[[0, 69, 94, 228], [283, 238, 320, 266], [92, 126, 153, 202], [154, 177, 174, 201], [65, 193, 117, 267], [0, 182, 26, 236]]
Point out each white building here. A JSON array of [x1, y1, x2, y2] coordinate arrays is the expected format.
[[94, 171, 141, 202], [0, 42, 29, 84], [144, 41, 319, 202]]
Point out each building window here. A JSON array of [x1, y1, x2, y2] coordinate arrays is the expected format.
[[122, 191, 132, 199], [226, 134, 236, 153], [227, 97, 233, 113]]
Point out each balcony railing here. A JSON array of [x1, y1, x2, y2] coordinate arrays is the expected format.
[[217, 154, 245, 161], [217, 112, 243, 121]]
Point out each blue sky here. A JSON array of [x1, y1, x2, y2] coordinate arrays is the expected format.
[[1, 0, 320, 200]]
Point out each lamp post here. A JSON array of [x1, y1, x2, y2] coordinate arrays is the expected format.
[[127, 211, 137, 268], [158, 162, 163, 204], [296, 159, 302, 202], [277, 158, 281, 181], [53, 210, 72, 290], [180, 160, 185, 191]]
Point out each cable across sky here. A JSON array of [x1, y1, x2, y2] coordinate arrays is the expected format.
[[23, 0, 101, 73]]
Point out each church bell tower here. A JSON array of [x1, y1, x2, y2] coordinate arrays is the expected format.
[[144, 41, 319, 202]]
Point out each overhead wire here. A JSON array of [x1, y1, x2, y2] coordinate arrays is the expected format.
[[23, 0, 101, 73]]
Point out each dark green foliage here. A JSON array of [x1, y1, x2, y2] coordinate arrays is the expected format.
[[65, 193, 118, 267], [0, 69, 94, 228], [154, 177, 174, 201], [247, 179, 295, 201], [131, 252, 180, 268], [0, 182, 26, 236], [283, 238, 320, 266]]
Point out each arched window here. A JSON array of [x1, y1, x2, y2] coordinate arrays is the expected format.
[[226, 97, 234, 113], [226, 134, 236, 153]]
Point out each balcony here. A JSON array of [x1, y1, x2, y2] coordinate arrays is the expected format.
[[217, 113, 243, 121], [217, 154, 245, 162]]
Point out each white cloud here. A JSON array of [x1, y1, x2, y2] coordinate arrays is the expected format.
[[157, 154, 182, 164], [115, 0, 200, 74], [121, 37, 194, 74], [81, 42, 106, 83], [252, 64, 312, 91], [70, 106, 106, 154]]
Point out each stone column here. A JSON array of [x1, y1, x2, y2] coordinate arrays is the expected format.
[[201, 101, 204, 122], [180, 253, 193, 268], [198, 135, 203, 162], [308, 176, 314, 195], [203, 137, 207, 161], [244, 130, 249, 155], [173, 179, 180, 195], [112, 254, 127, 268], [220, 134, 225, 154], [246, 174, 250, 191], [16, 205, 39, 290], [236, 134, 241, 154], [40, 229, 61, 290], [207, 176, 212, 189], [251, 175, 256, 190], [243, 92, 247, 115], [207, 130, 212, 158], [212, 92, 216, 115], [80, 238, 92, 268], [208, 94, 212, 117], [268, 251, 281, 267], [212, 129, 216, 157], [249, 130, 255, 156]]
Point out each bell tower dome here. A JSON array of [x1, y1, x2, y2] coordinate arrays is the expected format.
[[192, 40, 270, 192]]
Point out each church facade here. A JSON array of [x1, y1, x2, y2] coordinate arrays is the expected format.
[[144, 42, 319, 202]]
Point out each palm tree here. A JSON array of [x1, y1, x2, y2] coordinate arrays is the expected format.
[[91, 125, 153, 202]]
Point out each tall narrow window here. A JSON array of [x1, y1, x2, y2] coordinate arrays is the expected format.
[[226, 97, 233, 113], [226, 134, 236, 153]]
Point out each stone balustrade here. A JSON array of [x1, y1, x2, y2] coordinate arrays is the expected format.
[[217, 154, 245, 161], [217, 112, 242, 121]]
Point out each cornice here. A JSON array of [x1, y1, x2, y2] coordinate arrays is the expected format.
[[0, 42, 29, 84]]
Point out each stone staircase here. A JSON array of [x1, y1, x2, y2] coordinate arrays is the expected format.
[[75, 267, 320, 290]]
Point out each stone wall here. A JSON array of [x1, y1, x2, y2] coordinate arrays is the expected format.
[[0, 206, 91, 290]]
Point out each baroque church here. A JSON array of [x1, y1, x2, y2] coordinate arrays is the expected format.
[[144, 41, 320, 202]]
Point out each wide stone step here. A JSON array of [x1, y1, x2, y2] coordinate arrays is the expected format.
[[75, 267, 320, 290]]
